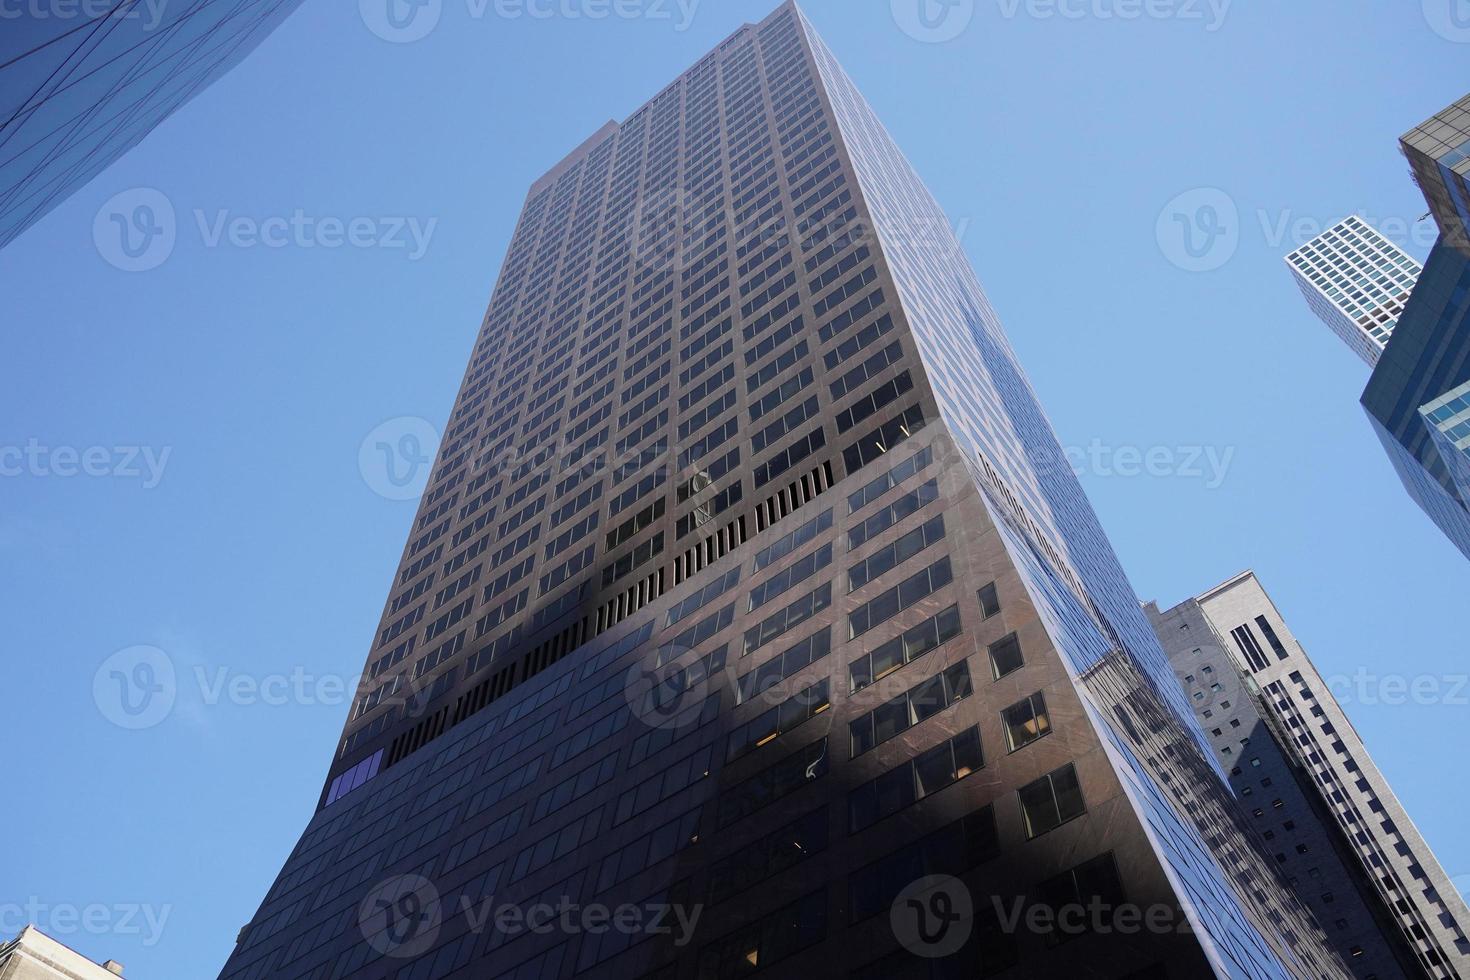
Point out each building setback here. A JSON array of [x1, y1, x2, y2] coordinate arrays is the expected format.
[[217, 5, 1352, 978], [1149, 572, 1470, 980]]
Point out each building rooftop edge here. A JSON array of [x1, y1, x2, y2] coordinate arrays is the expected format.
[[1193, 568, 1260, 603], [524, 0, 799, 198]]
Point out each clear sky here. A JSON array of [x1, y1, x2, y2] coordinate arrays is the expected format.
[[3, 2, 1468, 977]]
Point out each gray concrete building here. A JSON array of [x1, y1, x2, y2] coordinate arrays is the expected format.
[[0, 926, 125, 980], [1149, 572, 1470, 980]]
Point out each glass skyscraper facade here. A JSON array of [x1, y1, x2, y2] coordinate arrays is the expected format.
[[1402, 94, 1470, 261], [1361, 240, 1470, 562], [1285, 216, 1423, 367], [217, 5, 1351, 978], [0, 0, 306, 250], [1422, 380, 1470, 504]]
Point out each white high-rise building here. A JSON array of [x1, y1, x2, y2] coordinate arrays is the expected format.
[[1285, 216, 1422, 367]]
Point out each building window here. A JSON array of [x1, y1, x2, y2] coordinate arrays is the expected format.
[[1254, 615, 1290, 659], [1036, 853, 1126, 947], [847, 515, 945, 592], [977, 582, 1000, 619], [1018, 763, 1087, 839], [848, 557, 952, 639], [849, 661, 972, 757], [989, 633, 1023, 680], [696, 889, 827, 977], [847, 805, 998, 923], [1002, 692, 1052, 752], [848, 728, 983, 833], [707, 806, 828, 905], [727, 679, 831, 763], [849, 605, 962, 693]]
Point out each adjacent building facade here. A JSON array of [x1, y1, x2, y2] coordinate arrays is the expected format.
[[1150, 572, 1470, 980], [1421, 380, 1470, 501], [1360, 239, 1470, 561], [0, 926, 125, 980], [1279, 94, 1470, 562], [218, 6, 1353, 978], [1402, 94, 1470, 260], [0, 0, 306, 250], [1285, 216, 1423, 367]]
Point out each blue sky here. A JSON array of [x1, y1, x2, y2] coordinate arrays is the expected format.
[[3, 1, 1469, 976]]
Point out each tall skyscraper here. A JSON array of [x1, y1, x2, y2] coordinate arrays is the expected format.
[[0, 0, 306, 250], [1360, 239, 1470, 561], [1285, 216, 1423, 367], [1402, 94, 1470, 260], [1149, 572, 1470, 980], [218, 6, 1352, 977]]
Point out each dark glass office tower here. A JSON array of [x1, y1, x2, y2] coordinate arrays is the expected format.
[[1402, 94, 1470, 260], [218, 6, 1350, 978], [0, 0, 305, 250], [1361, 240, 1470, 561]]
